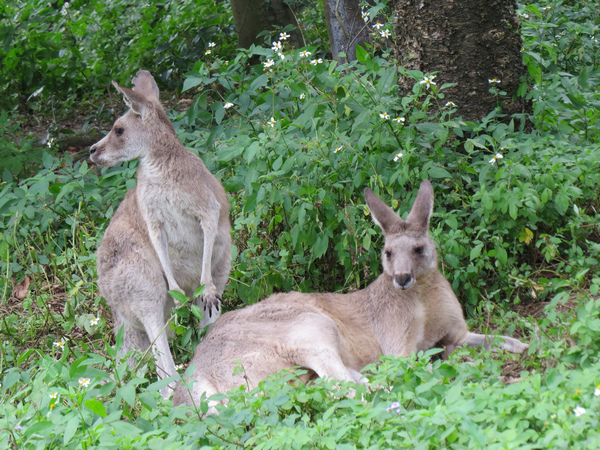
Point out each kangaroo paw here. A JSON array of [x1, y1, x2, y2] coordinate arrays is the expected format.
[[197, 289, 222, 327]]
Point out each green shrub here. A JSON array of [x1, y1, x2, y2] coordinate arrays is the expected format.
[[177, 32, 600, 310], [1, 0, 600, 447], [0, 0, 236, 111]]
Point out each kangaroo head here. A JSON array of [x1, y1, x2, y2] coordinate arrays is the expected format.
[[90, 70, 172, 167], [364, 180, 437, 290]]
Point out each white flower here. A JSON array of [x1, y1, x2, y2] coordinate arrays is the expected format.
[[78, 378, 90, 388], [299, 93, 305, 100], [393, 117, 405, 123], [594, 386, 600, 396], [49, 392, 58, 399], [334, 146, 343, 153], [268, 117, 276, 127], [175, 364, 185, 371], [53, 340, 65, 350], [300, 50, 312, 58], [205, 49, 211, 55], [373, 22, 384, 30], [271, 41, 283, 52], [573, 406, 586, 417], [47, 138, 54, 148], [361, 11, 369, 22], [311, 58, 323, 66], [489, 153, 503, 165], [380, 112, 390, 120], [90, 317, 100, 326], [278, 52, 285, 60], [420, 75, 436, 88], [279, 32, 290, 41], [264, 59, 275, 70], [208, 42, 216, 47], [380, 29, 391, 38], [445, 101, 456, 107], [386, 401, 401, 413], [393, 153, 403, 162], [224, 102, 234, 109], [488, 78, 501, 84]]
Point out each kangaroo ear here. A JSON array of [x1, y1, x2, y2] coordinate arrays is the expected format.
[[132, 70, 160, 102], [406, 180, 434, 230], [112, 81, 151, 119], [364, 188, 402, 234]]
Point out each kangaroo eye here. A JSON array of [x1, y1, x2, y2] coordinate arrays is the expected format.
[[114, 127, 124, 137], [414, 246, 424, 255], [384, 250, 392, 259]]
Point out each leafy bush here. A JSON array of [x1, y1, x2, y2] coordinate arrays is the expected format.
[[0, 0, 236, 112], [177, 31, 600, 309], [1, 0, 600, 447], [520, 0, 600, 140], [0, 110, 44, 178]]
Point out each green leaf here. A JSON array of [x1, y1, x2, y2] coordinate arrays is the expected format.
[[25, 421, 53, 438], [436, 363, 458, 378], [169, 289, 189, 305], [120, 384, 136, 408], [214, 103, 225, 125], [147, 376, 177, 392], [63, 416, 79, 445], [3, 371, 20, 390], [138, 392, 158, 411], [42, 152, 55, 169], [355, 45, 368, 65], [470, 243, 483, 261], [428, 166, 452, 179], [444, 254, 459, 268], [85, 399, 107, 417], [312, 234, 329, 259], [0, 239, 9, 262], [323, 405, 336, 421], [577, 67, 589, 90], [495, 246, 508, 266], [182, 76, 204, 92], [554, 192, 569, 215], [191, 304, 204, 320]]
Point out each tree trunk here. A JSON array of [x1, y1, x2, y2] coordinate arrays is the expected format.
[[322, 0, 371, 62], [392, 0, 531, 121], [230, 0, 303, 49]]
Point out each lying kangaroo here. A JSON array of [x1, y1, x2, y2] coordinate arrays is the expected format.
[[90, 70, 231, 397], [173, 180, 527, 408]]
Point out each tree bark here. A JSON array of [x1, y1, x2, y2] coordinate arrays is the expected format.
[[230, 0, 303, 49], [392, 0, 531, 121], [322, 0, 371, 62]]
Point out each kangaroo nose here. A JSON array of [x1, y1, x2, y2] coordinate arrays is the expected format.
[[395, 274, 412, 289], [89, 145, 97, 156]]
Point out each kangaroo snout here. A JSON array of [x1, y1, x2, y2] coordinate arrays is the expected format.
[[394, 273, 414, 289], [89, 141, 105, 164]]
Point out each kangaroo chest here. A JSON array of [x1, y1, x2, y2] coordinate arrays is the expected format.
[[137, 180, 206, 267]]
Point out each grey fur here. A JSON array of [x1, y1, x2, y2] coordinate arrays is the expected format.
[[173, 180, 527, 410], [91, 70, 231, 398]]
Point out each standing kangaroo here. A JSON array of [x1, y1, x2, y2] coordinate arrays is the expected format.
[[173, 180, 527, 408], [90, 70, 231, 397]]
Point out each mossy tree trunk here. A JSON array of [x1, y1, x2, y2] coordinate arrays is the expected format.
[[392, 0, 531, 121], [230, 0, 303, 49]]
